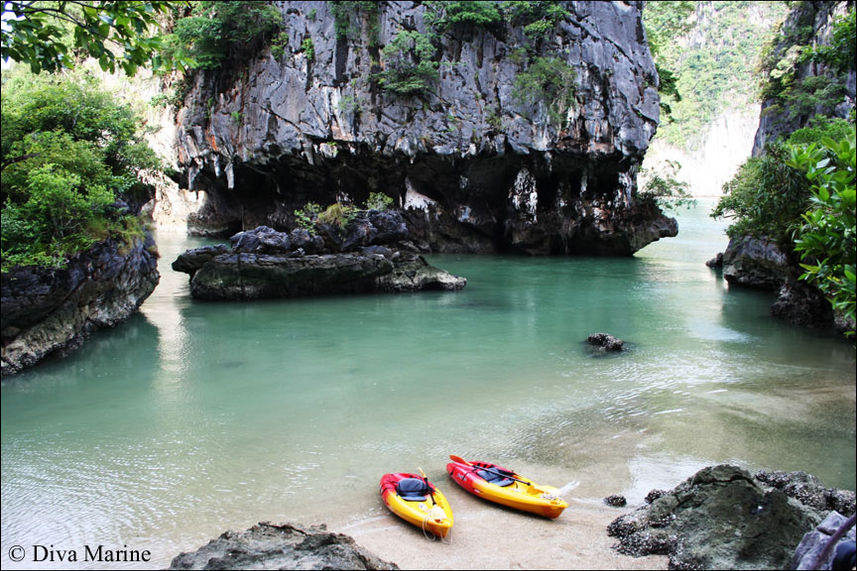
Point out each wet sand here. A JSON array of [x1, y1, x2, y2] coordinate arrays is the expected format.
[[340, 491, 668, 570]]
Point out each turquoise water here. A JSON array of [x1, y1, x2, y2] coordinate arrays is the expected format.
[[2, 201, 855, 569]]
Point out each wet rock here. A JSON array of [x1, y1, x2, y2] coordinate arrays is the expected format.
[[791, 511, 857, 570], [1, 235, 160, 375], [755, 470, 855, 516], [608, 464, 830, 570], [168, 521, 398, 570], [721, 236, 793, 290], [645, 489, 668, 503], [171, 244, 230, 277], [173, 225, 465, 300], [605, 495, 628, 507], [288, 228, 326, 254], [188, 252, 394, 300], [770, 281, 834, 329], [587, 333, 625, 352], [376, 254, 466, 293], [705, 252, 724, 268], [230, 225, 291, 253]]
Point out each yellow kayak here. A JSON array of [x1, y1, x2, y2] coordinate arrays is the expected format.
[[379, 472, 454, 538], [446, 455, 568, 519]]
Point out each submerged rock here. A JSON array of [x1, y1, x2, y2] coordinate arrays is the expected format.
[[168, 521, 398, 570], [607, 464, 854, 570], [587, 332, 625, 352]]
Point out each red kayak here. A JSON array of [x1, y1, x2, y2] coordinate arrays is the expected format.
[[446, 455, 568, 518]]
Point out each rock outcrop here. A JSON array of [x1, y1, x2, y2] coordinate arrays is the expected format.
[[720, 235, 794, 290], [1, 234, 160, 375], [751, 1, 856, 155], [607, 464, 856, 570], [169, 521, 398, 570], [172, 222, 465, 300], [168, 1, 676, 255]]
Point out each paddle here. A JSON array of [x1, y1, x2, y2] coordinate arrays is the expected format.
[[418, 466, 436, 506], [448, 454, 532, 487]]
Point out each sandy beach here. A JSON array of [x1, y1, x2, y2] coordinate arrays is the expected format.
[[340, 490, 668, 570]]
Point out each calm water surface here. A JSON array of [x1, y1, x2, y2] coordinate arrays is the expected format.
[[2, 201, 855, 569]]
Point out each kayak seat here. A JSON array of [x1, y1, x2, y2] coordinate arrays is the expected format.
[[477, 469, 515, 487], [397, 478, 431, 501]]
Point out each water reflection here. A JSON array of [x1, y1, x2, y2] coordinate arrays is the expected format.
[[1, 204, 854, 570]]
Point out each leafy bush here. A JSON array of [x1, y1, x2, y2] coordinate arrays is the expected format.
[[425, 1, 504, 32], [803, 7, 856, 73], [301, 37, 315, 62], [712, 143, 811, 243], [639, 160, 695, 212], [164, 1, 282, 71], [0, 1, 173, 75], [788, 136, 856, 335], [376, 30, 439, 97], [364, 192, 393, 211], [512, 56, 576, 125], [503, 1, 570, 42], [294, 202, 322, 233], [1, 70, 157, 271], [318, 202, 358, 228], [294, 201, 360, 234]]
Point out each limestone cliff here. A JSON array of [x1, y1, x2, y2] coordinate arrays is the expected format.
[[170, 0, 676, 255], [1, 235, 160, 375], [752, 0, 856, 155]]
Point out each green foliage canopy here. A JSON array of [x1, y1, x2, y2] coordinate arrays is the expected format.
[[376, 30, 439, 97], [1, 70, 159, 271], [163, 1, 282, 71], [1, 1, 172, 75], [788, 136, 857, 335]]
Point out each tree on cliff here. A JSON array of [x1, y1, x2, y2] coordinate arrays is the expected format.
[[1, 69, 160, 271], [1, 1, 175, 75]]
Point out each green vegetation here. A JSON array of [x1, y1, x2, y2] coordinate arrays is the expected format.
[[424, 1, 504, 32], [711, 118, 853, 243], [1, 70, 159, 271], [376, 30, 439, 97], [759, 5, 855, 129], [364, 192, 393, 211], [163, 1, 282, 71], [330, 1, 381, 44], [512, 56, 576, 125], [643, 1, 789, 147], [295, 194, 393, 235], [294, 202, 323, 233], [639, 160, 695, 212], [294, 201, 358, 234], [712, 142, 811, 243], [0, 1, 173, 75], [301, 37, 315, 62], [642, 1, 693, 118], [788, 136, 856, 336], [503, 1, 569, 42]]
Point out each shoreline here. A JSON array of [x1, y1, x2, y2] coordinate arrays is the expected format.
[[339, 492, 668, 570]]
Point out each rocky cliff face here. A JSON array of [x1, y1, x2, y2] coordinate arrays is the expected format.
[[170, 0, 676, 255], [1, 235, 160, 375], [752, 1, 856, 155]]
